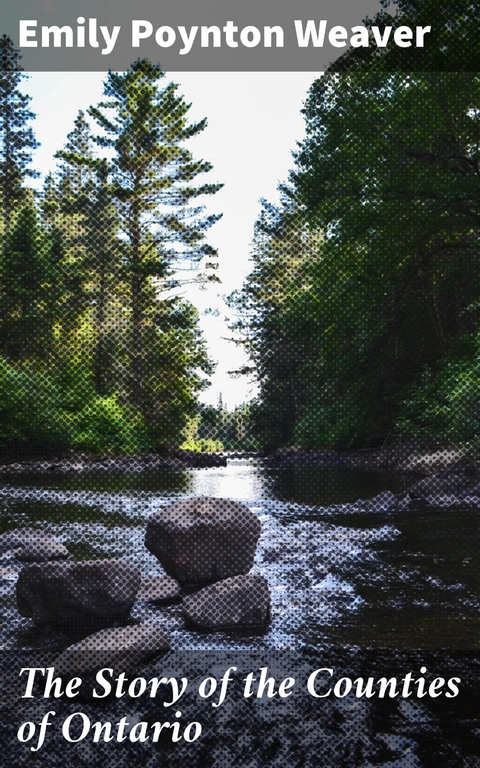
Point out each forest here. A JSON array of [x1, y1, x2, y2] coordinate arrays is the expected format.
[[0, 44, 224, 456], [232, 0, 480, 451], [1, 0, 479, 457]]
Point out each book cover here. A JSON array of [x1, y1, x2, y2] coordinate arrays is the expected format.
[[0, 1, 478, 766]]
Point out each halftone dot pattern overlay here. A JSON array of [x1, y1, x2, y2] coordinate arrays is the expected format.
[[1, 650, 478, 766], [0, 24, 479, 768], [16, 559, 142, 627], [182, 573, 270, 629], [145, 497, 261, 585]]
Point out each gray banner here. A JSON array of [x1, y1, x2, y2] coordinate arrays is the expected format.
[[3, 0, 398, 71]]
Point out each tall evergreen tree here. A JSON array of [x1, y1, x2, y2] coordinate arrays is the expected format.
[[89, 59, 222, 409], [57, 111, 96, 195], [231, 193, 323, 447], [0, 36, 39, 238], [238, 71, 480, 449], [54, 110, 97, 323], [56, 113, 126, 396], [0, 199, 47, 368], [291, 71, 480, 446]]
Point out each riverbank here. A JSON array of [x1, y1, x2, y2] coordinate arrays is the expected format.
[[0, 442, 470, 474], [1, 445, 479, 512], [264, 447, 480, 512], [264, 444, 466, 474], [0, 449, 228, 474]]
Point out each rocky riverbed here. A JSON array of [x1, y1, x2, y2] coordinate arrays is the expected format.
[[0, 455, 478, 766]]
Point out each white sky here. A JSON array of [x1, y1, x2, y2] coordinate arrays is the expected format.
[[24, 71, 319, 408]]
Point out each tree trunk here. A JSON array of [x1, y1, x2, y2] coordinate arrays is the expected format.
[[95, 263, 106, 395], [131, 192, 143, 409]]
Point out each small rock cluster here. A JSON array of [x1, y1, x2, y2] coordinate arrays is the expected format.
[[145, 496, 269, 630], [5, 496, 270, 666], [355, 462, 480, 513]]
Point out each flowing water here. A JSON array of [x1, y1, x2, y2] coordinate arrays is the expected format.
[[1, 459, 478, 767], [0, 458, 477, 650]]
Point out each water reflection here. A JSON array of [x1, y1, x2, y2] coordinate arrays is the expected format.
[[190, 459, 268, 501], [266, 464, 408, 505], [1, 458, 408, 505]]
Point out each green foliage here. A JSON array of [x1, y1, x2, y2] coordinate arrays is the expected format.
[[236, 53, 480, 449], [230, 195, 324, 448], [0, 36, 39, 236], [292, 71, 480, 447], [89, 60, 222, 409], [0, 356, 149, 457], [330, 0, 480, 72], [0, 61, 222, 457], [0, 200, 55, 365], [54, 114, 127, 396], [195, 401, 259, 452], [138, 297, 213, 446], [0, 358, 70, 455], [180, 437, 224, 453], [71, 395, 148, 454], [397, 336, 480, 445]]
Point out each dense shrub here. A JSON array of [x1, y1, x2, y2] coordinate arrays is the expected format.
[[0, 358, 71, 456], [397, 335, 480, 447], [71, 395, 149, 454]]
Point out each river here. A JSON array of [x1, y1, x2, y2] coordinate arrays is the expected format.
[[0, 458, 477, 650], [1, 458, 478, 767]]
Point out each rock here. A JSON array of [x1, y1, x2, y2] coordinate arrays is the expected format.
[[423, 493, 480, 508], [393, 494, 412, 511], [395, 448, 462, 473], [357, 490, 398, 512], [0, 528, 70, 561], [17, 538, 71, 562], [0, 567, 17, 584], [183, 574, 270, 630], [459, 494, 480, 508], [409, 475, 465, 498], [0, 528, 37, 551], [136, 575, 181, 604], [145, 496, 261, 586], [0, 528, 65, 553], [425, 493, 463, 507], [407, 459, 480, 506], [408, 496, 432, 508], [16, 559, 141, 627], [53, 624, 170, 691]]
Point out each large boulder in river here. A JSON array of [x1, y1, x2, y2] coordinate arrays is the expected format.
[[145, 496, 261, 586], [183, 574, 270, 630], [16, 559, 141, 628]]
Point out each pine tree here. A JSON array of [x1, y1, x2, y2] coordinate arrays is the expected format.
[[56, 113, 125, 396], [89, 59, 222, 409], [0, 36, 39, 238], [57, 111, 96, 196], [54, 110, 97, 316], [88, 158, 125, 396], [0, 198, 47, 368]]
